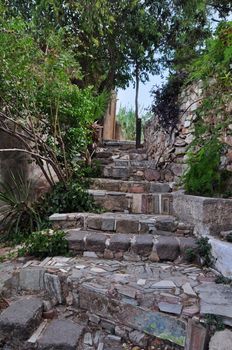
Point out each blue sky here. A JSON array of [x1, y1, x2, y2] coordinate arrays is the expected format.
[[117, 73, 167, 113], [117, 13, 232, 114]]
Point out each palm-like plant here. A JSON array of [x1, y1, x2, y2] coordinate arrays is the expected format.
[[0, 174, 42, 242]]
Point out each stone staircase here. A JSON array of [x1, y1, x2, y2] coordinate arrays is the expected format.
[[1, 141, 232, 350]]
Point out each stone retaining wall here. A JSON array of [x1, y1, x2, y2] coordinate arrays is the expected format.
[[173, 191, 232, 236], [144, 82, 232, 182]]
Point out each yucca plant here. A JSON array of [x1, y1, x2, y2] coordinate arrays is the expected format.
[[0, 173, 42, 242]]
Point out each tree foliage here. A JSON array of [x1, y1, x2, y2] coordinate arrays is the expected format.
[[0, 14, 107, 185]]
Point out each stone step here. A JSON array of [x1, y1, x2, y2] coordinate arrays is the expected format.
[[36, 319, 85, 350], [88, 189, 173, 214], [66, 229, 197, 262], [50, 212, 193, 235], [90, 178, 172, 194], [103, 165, 162, 181], [103, 140, 136, 149], [8, 256, 224, 349], [0, 296, 43, 343], [113, 159, 156, 167]]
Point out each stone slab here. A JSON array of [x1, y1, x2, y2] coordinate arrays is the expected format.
[[210, 238, 232, 277], [173, 191, 232, 235], [196, 283, 232, 319], [19, 267, 45, 291], [185, 319, 208, 350], [0, 297, 43, 340], [37, 319, 84, 350], [209, 330, 232, 350], [79, 285, 186, 347]]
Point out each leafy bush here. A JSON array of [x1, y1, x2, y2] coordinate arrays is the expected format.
[[184, 139, 224, 196], [20, 229, 68, 258], [185, 237, 214, 267], [40, 180, 98, 216]]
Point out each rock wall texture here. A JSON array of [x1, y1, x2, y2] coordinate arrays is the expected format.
[[144, 82, 232, 182], [0, 131, 54, 198]]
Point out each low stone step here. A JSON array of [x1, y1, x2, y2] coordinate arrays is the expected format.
[[103, 140, 136, 149], [88, 189, 173, 215], [50, 212, 194, 236], [90, 178, 171, 194], [66, 229, 197, 262], [36, 319, 85, 350], [0, 296, 43, 342], [103, 165, 162, 181], [113, 159, 156, 167]]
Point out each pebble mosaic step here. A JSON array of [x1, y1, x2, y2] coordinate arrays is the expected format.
[[50, 212, 193, 236], [66, 229, 197, 262], [88, 189, 173, 215], [1, 256, 230, 349], [90, 178, 172, 194]]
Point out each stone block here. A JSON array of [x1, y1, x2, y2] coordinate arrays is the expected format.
[[185, 319, 208, 350], [141, 194, 153, 214], [37, 319, 84, 350], [179, 237, 197, 260], [129, 330, 148, 347], [209, 330, 232, 350], [66, 230, 86, 251], [173, 191, 232, 236], [150, 183, 171, 193], [155, 217, 177, 232], [116, 219, 139, 234], [158, 302, 182, 315], [101, 217, 115, 231], [132, 235, 153, 255], [156, 237, 180, 261], [130, 185, 145, 193], [210, 238, 232, 277], [109, 234, 131, 252], [44, 273, 63, 304], [196, 283, 232, 319], [0, 297, 43, 340], [85, 233, 106, 252], [144, 169, 161, 181], [86, 216, 102, 230], [19, 267, 45, 291]]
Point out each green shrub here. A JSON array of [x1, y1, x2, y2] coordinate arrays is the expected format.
[[185, 237, 214, 267], [196, 237, 214, 267], [184, 139, 224, 197], [40, 180, 98, 216], [20, 229, 68, 258]]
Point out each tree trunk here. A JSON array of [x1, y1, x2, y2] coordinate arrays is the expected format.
[[135, 64, 141, 148]]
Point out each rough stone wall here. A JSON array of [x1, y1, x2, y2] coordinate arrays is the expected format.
[[0, 131, 53, 198], [145, 82, 232, 182]]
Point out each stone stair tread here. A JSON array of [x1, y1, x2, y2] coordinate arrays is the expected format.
[[37, 319, 85, 349], [0, 296, 43, 340], [88, 189, 169, 196], [50, 212, 177, 223], [66, 229, 196, 262]]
